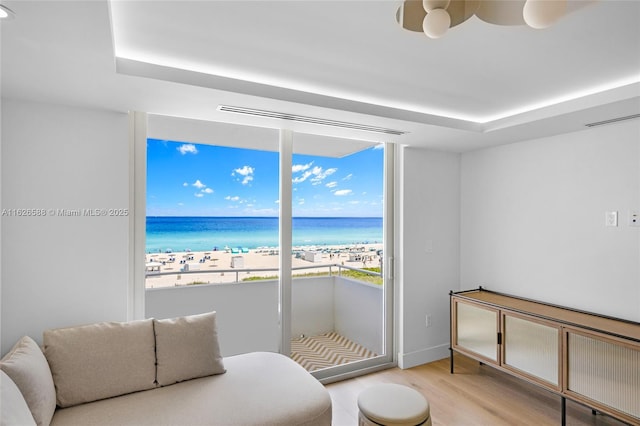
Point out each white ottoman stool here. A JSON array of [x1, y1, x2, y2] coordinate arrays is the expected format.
[[357, 383, 431, 426]]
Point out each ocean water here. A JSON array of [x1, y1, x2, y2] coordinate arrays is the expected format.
[[146, 216, 383, 253]]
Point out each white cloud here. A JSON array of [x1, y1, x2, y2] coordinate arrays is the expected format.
[[234, 165, 254, 176], [334, 189, 352, 196], [225, 196, 240, 201], [274, 200, 280, 204], [292, 166, 338, 185], [292, 171, 313, 183], [292, 162, 313, 173], [183, 182, 188, 187], [177, 144, 198, 155], [193, 180, 206, 189], [342, 173, 353, 181], [202, 188, 214, 194], [177, 203, 184, 206], [232, 166, 254, 185], [298, 199, 305, 205], [326, 181, 338, 188], [311, 167, 336, 185], [194, 193, 204, 198], [373, 144, 384, 150]]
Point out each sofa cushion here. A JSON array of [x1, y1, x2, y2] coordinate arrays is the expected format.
[[0, 370, 37, 426], [0, 336, 56, 426], [43, 319, 156, 408], [50, 352, 331, 426], [153, 311, 225, 386]]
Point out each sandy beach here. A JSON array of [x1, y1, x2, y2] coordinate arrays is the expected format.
[[145, 244, 383, 288]]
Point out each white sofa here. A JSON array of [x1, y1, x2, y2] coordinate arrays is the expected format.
[[0, 312, 332, 426]]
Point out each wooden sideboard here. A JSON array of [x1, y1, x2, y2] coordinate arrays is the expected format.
[[450, 287, 640, 426]]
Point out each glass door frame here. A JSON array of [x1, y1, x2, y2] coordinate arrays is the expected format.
[[131, 116, 395, 381], [284, 134, 396, 383]]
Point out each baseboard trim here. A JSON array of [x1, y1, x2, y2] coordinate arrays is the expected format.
[[398, 343, 449, 369]]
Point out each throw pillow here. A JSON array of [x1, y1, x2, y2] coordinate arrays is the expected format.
[[154, 311, 225, 386], [0, 336, 56, 426], [0, 370, 37, 426], [43, 319, 156, 407]]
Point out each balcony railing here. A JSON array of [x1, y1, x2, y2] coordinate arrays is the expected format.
[[145, 265, 384, 363], [145, 263, 382, 285]]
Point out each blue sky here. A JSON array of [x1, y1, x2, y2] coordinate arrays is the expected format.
[[147, 139, 384, 217]]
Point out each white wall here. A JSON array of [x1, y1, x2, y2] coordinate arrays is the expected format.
[[461, 120, 640, 321], [398, 147, 461, 368], [146, 282, 280, 356], [4, 98, 636, 369], [1, 99, 130, 354], [146, 276, 384, 357], [334, 278, 383, 355], [292, 277, 334, 337]]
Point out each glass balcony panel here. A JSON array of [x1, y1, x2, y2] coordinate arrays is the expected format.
[[146, 271, 385, 372]]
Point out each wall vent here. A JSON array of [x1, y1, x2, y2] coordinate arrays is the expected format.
[[217, 105, 408, 136], [585, 114, 640, 128]]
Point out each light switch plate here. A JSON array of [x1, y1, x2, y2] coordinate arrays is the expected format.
[[605, 211, 618, 227]]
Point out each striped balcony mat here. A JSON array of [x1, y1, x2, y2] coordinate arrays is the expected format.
[[291, 332, 377, 372]]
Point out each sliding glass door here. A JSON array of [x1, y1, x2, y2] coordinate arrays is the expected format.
[[138, 115, 394, 380], [288, 135, 394, 381]]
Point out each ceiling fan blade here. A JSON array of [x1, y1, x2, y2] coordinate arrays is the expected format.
[[396, 0, 426, 33], [475, 0, 527, 25], [397, 0, 481, 32], [448, 0, 480, 28]]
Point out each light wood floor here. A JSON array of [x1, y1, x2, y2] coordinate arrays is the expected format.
[[326, 353, 629, 426]]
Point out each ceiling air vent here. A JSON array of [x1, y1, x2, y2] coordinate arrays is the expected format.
[[585, 114, 640, 128], [217, 105, 408, 136]]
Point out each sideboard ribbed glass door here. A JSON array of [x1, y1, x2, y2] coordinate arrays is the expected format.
[[455, 301, 498, 362], [503, 314, 559, 387]]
